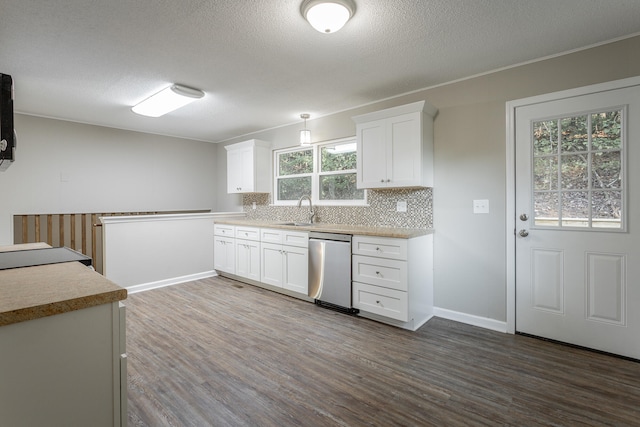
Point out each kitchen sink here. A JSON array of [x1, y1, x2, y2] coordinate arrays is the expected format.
[[279, 222, 314, 227]]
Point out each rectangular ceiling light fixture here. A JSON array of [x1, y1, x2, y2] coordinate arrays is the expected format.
[[132, 84, 204, 117]]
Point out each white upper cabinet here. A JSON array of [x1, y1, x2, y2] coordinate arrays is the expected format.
[[353, 101, 437, 189], [225, 139, 271, 193]]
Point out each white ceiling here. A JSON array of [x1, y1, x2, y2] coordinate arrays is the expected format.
[[2, 0, 640, 143]]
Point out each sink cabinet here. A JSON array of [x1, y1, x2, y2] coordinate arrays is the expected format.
[[352, 233, 433, 331], [353, 101, 437, 189], [225, 139, 271, 193], [260, 228, 309, 294]]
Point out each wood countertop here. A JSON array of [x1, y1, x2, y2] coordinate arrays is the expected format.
[[0, 244, 127, 327], [213, 219, 433, 239]]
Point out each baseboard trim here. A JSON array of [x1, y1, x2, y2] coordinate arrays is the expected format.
[[126, 271, 217, 294], [433, 307, 508, 333]]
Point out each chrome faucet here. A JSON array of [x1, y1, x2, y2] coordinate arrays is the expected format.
[[297, 195, 315, 224]]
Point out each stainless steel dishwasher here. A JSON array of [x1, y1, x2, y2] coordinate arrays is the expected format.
[[308, 231, 358, 314]]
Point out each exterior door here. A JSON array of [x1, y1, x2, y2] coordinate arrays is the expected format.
[[515, 82, 640, 359]]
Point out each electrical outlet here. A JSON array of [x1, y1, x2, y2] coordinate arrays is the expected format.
[[252, 202, 257, 210], [396, 200, 407, 212], [473, 199, 489, 214]]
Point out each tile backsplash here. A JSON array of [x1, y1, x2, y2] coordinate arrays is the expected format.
[[242, 188, 432, 229]]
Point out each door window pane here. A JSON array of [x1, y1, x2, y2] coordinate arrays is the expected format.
[[592, 191, 622, 228], [534, 192, 559, 226], [561, 154, 588, 190], [534, 157, 558, 190], [531, 109, 624, 230], [592, 151, 621, 189], [591, 111, 621, 150], [561, 116, 588, 152], [533, 120, 558, 155], [561, 191, 589, 227]]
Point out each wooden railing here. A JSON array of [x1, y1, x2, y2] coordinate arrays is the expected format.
[[13, 210, 209, 274]]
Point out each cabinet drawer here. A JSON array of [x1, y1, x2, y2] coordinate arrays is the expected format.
[[282, 230, 308, 248], [352, 282, 408, 322], [214, 224, 235, 237], [352, 235, 407, 260], [260, 228, 283, 244], [352, 255, 407, 291], [260, 228, 308, 247], [235, 226, 260, 241]]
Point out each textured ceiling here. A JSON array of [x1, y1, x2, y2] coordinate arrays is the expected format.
[[2, 0, 640, 143]]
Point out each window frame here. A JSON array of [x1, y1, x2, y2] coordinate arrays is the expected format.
[[273, 136, 367, 206]]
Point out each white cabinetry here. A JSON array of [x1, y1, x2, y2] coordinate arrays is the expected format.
[[352, 234, 433, 331], [260, 228, 308, 294], [235, 226, 260, 281], [225, 139, 271, 193], [214, 224, 235, 274], [353, 100, 437, 189]]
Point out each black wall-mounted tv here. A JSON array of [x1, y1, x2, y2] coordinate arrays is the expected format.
[[0, 73, 16, 172]]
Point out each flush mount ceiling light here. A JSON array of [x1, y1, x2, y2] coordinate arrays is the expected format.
[[132, 84, 205, 117], [300, 0, 356, 34], [300, 113, 311, 146]]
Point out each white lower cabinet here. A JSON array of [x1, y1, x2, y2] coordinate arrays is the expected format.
[[214, 224, 236, 274], [236, 239, 260, 281], [260, 228, 309, 295], [352, 234, 433, 331], [235, 226, 260, 281], [214, 224, 310, 298]]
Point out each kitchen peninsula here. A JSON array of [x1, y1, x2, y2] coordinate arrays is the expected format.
[[0, 243, 128, 427]]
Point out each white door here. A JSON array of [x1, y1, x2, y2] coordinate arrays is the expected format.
[[515, 82, 640, 359]]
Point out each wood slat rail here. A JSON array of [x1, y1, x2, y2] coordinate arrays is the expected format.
[[13, 210, 209, 275]]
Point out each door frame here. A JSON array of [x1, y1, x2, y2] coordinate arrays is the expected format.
[[505, 75, 640, 334]]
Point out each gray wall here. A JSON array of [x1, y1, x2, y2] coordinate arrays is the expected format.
[[215, 35, 640, 322], [0, 114, 218, 245]]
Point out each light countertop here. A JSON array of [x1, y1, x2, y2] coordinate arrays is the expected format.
[[214, 219, 433, 239], [0, 243, 127, 327]]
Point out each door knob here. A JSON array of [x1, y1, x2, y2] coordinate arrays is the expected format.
[[519, 213, 528, 221], [518, 229, 529, 237]]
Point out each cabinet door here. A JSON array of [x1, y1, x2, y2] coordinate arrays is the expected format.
[[226, 148, 243, 193], [260, 242, 283, 287], [387, 112, 422, 187], [282, 245, 309, 294], [356, 119, 387, 189], [236, 240, 260, 281], [239, 147, 255, 192], [214, 236, 235, 274]]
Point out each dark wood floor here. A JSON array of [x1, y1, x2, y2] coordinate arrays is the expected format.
[[126, 276, 639, 427]]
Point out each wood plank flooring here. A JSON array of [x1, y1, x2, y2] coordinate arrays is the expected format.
[[126, 276, 640, 426]]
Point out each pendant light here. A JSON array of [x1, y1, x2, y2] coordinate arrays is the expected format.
[[301, 0, 356, 34], [300, 113, 311, 146]]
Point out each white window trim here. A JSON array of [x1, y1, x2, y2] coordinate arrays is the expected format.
[[273, 136, 367, 206]]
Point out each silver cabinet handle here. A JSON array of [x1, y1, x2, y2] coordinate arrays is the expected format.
[[380, 179, 385, 183], [386, 179, 391, 182], [519, 213, 528, 221], [519, 229, 529, 237]]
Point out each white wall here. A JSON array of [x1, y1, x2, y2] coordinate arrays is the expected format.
[[213, 35, 640, 325], [0, 114, 218, 245]]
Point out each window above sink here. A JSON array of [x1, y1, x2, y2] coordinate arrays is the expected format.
[[273, 137, 367, 206]]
